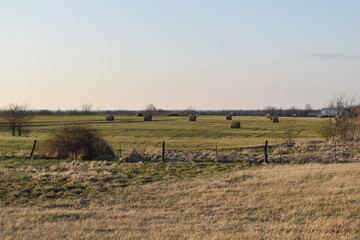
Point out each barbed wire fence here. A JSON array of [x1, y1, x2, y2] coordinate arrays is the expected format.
[[2, 138, 360, 164]]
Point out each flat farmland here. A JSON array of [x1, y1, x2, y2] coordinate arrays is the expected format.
[[1, 161, 360, 239], [0, 115, 325, 154], [2, 115, 360, 240]]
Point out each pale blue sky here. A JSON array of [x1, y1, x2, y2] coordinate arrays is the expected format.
[[1, 1, 359, 110]]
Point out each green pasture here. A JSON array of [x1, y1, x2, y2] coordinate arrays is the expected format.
[[0, 115, 325, 154]]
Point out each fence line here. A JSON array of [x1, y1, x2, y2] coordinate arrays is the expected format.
[[2, 139, 360, 164]]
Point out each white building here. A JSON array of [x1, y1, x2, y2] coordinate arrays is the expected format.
[[320, 108, 344, 117]]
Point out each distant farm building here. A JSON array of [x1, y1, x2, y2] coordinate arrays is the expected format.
[[320, 108, 344, 117], [307, 112, 320, 117]]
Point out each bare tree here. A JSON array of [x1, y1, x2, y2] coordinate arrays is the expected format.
[[264, 106, 277, 116], [1, 103, 33, 136], [185, 105, 197, 116], [145, 104, 157, 115], [304, 104, 312, 115], [289, 106, 298, 116], [80, 103, 93, 114]]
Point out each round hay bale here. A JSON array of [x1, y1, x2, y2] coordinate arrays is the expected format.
[[106, 115, 115, 121], [135, 113, 144, 117], [226, 115, 232, 120], [272, 116, 279, 123], [189, 115, 197, 121], [231, 121, 240, 128], [144, 115, 152, 121]]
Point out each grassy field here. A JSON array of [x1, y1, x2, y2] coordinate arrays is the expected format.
[[1, 115, 359, 239], [0, 158, 253, 205], [0, 115, 325, 154], [1, 161, 360, 239]]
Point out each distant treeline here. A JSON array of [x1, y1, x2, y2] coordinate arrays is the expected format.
[[25, 108, 320, 117], [198, 109, 320, 117]]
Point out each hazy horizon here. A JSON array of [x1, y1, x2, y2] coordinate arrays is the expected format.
[[30, 105, 321, 112], [1, 1, 359, 110]]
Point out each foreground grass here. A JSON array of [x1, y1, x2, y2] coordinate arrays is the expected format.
[[0, 158, 253, 205], [1, 162, 360, 239], [0, 115, 324, 153]]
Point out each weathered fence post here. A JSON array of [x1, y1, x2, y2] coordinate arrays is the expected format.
[[30, 140, 37, 159], [119, 143, 122, 158], [264, 140, 269, 164], [162, 141, 165, 162], [215, 144, 218, 161]]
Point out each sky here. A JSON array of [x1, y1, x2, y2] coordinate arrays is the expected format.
[[0, 0, 359, 110]]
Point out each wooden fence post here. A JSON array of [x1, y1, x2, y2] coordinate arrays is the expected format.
[[264, 140, 269, 164], [30, 140, 37, 159], [119, 143, 122, 158], [162, 141, 165, 162], [215, 144, 218, 161]]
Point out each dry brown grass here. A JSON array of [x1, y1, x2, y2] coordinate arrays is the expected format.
[[1, 163, 360, 239]]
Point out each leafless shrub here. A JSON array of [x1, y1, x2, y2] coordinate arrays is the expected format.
[[318, 94, 360, 143], [282, 121, 298, 145], [46, 125, 115, 160], [318, 118, 337, 141]]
